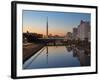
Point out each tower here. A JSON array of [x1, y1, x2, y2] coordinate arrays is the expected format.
[[46, 17, 48, 38]]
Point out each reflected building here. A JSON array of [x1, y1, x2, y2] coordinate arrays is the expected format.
[[72, 48, 90, 66], [78, 51, 90, 66], [66, 46, 72, 52]]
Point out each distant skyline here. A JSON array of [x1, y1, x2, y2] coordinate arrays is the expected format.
[[23, 10, 90, 36]]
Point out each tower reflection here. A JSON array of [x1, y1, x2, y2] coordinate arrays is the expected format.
[[46, 46, 48, 64]]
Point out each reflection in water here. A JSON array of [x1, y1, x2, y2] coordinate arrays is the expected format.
[[46, 47, 48, 64], [73, 48, 90, 66], [23, 46, 90, 69], [73, 50, 78, 57], [66, 46, 72, 52]]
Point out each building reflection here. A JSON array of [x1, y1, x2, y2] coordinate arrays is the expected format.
[[73, 49, 78, 57], [66, 46, 72, 52], [66, 46, 90, 66]]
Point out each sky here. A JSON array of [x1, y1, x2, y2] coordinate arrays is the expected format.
[[23, 10, 90, 36]]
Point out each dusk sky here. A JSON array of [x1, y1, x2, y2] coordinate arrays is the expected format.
[[23, 10, 90, 36]]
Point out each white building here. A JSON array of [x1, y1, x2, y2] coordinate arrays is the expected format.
[[77, 20, 90, 40]]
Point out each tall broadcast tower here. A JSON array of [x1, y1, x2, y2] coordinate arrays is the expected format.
[[46, 17, 48, 38]]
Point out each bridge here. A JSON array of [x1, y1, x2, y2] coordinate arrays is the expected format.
[[38, 38, 66, 46]]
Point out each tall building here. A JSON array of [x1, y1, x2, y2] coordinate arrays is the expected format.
[[77, 20, 90, 40], [72, 28, 78, 40]]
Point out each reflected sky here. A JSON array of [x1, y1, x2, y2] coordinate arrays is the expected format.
[[23, 10, 90, 36], [23, 46, 90, 69]]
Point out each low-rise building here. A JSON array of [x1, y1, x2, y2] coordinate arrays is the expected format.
[[65, 32, 73, 41]]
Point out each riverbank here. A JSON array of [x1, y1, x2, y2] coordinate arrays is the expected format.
[[23, 43, 45, 63]]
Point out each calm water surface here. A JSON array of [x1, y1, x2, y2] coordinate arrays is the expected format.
[[23, 46, 90, 69]]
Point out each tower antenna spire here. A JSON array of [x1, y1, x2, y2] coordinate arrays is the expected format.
[[46, 16, 48, 38]]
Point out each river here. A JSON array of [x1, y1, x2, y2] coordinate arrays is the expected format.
[[23, 46, 90, 69]]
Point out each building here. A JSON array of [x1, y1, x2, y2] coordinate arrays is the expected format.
[[72, 28, 78, 40], [77, 20, 90, 41], [65, 32, 72, 41], [88, 32, 91, 42]]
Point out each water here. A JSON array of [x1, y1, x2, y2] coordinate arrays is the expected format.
[[23, 46, 90, 69]]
